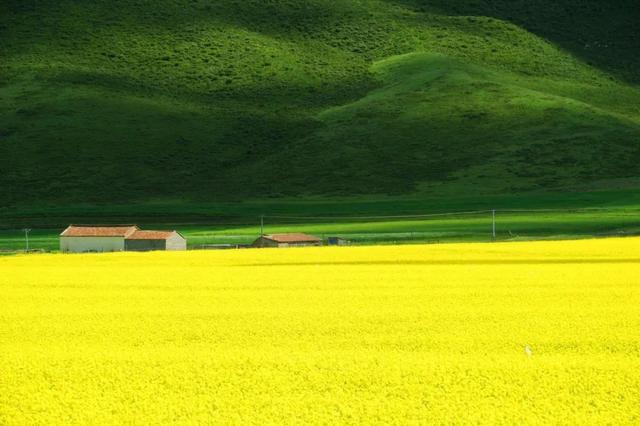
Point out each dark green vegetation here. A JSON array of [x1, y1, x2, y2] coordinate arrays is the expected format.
[[2, 207, 640, 252], [2, 188, 640, 251], [1, 0, 640, 206]]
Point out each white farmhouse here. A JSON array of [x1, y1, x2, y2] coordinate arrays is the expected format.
[[60, 225, 186, 253]]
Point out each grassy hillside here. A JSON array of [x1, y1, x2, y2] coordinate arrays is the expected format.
[[1, 0, 639, 205]]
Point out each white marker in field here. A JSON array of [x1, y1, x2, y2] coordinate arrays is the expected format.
[[524, 345, 533, 358]]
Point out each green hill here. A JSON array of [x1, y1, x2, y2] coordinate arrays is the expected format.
[[1, 0, 639, 206]]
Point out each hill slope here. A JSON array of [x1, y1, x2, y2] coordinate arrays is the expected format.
[[1, 0, 639, 205]]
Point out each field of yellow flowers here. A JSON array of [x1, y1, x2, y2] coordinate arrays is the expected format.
[[1, 238, 639, 424]]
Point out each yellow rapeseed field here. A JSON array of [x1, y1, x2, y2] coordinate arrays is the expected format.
[[1, 238, 639, 424]]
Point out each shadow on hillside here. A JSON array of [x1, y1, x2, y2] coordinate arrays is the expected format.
[[45, 68, 375, 111], [3, 0, 355, 37], [387, 0, 640, 83], [0, 74, 339, 205]]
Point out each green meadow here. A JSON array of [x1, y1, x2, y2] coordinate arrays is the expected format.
[[2, 208, 639, 252], [2, 188, 640, 251]]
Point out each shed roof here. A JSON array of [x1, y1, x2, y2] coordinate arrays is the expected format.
[[60, 225, 138, 237], [126, 230, 177, 240], [262, 233, 321, 243]]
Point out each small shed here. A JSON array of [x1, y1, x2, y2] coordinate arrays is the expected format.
[[327, 237, 349, 246], [252, 233, 322, 248], [124, 230, 187, 252], [60, 225, 187, 253]]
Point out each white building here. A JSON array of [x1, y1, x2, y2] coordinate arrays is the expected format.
[[60, 225, 186, 253]]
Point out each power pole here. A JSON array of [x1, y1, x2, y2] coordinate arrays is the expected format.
[[492, 210, 496, 241], [23, 228, 31, 252]]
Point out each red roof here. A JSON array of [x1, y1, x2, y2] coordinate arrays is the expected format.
[[127, 230, 177, 240], [60, 225, 138, 237], [263, 233, 321, 243]]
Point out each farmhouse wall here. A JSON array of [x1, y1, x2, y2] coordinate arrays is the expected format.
[[125, 239, 166, 252], [166, 233, 187, 251], [251, 237, 279, 248], [60, 236, 125, 253], [287, 241, 321, 247]]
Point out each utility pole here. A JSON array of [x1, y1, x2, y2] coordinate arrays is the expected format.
[[492, 210, 496, 241], [23, 228, 31, 252], [260, 215, 264, 236]]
